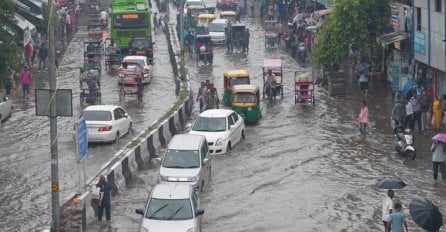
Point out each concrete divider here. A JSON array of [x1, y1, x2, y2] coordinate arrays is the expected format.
[[60, 20, 194, 230]]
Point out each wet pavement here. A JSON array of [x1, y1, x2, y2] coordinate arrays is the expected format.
[[86, 2, 446, 232], [0, 10, 177, 231]]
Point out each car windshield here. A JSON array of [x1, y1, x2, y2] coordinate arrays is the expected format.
[[235, 92, 256, 103], [123, 59, 145, 66], [209, 23, 225, 32], [146, 198, 193, 220], [163, 149, 200, 168], [192, 116, 226, 132], [130, 39, 151, 49], [82, 110, 112, 121], [230, 78, 249, 86]]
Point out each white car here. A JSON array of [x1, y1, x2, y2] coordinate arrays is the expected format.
[[0, 94, 13, 123], [119, 56, 153, 84], [209, 18, 229, 44], [81, 105, 132, 144], [157, 134, 211, 192], [189, 109, 245, 155], [136, 183, 204, 232]]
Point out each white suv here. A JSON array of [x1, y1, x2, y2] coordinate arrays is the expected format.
[[157, 134, 211, 192], [136, 183, 204, 232]]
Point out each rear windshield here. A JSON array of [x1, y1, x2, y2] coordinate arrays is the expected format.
[[130, 39, 151, 49], [123, 59, 145, 66], [235, 92, 256, 103], [209, 23, 225, 32], [82, 110, 112, 121]]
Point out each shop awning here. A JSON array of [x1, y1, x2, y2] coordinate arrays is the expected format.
[[376, 31, 409, 47], [14, 13, 36, 32]]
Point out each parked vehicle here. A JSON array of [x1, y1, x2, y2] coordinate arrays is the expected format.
[[81, 105, 132, 144], [394, 126, 416, 160], [222, 70, 250, 106], [135, 183, 204, 232], [0, 94, 13, 123], [156, 134, 211, 192], [209, 18, 230, 44], [232, 84, 261, 124], [189, 109, 245, 155]]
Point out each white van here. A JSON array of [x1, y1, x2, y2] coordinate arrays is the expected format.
[[209, 18, 230, 44], [157, 134, 211, 192]]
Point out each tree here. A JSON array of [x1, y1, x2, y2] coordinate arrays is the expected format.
[[0, 0, 20, 88], [312, 0, 391, 66]]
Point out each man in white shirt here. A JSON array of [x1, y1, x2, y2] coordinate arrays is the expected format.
[[100, 9, 109, 23], [382, 189, 394, 231], [405, 97, 414, 130]]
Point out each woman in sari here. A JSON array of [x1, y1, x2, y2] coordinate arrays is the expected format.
[[433, 95, 442, 131]]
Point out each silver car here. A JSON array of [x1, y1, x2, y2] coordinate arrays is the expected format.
[[0, 94, 13, 123], [136, 183, 204, 232]]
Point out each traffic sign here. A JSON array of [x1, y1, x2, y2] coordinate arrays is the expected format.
[[78, 118, 88, 161]]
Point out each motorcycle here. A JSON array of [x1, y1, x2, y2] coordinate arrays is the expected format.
[[393, 126, 416, 160]]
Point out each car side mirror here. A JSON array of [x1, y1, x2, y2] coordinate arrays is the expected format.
[[155, 157, 162, 164], [202, 158, 209, 165], [125, 113, 129, 118], [135, 208, 144, 215], [196, 209, 205, 216]]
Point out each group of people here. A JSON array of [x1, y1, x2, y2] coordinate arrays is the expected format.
[[153, 12, 170, 33], [382, 190, 409, 232], [197, 80, 220, 112]]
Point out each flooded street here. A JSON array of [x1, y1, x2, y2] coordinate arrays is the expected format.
[[0, 22, 177, 230], [89, 2, 446, 232]]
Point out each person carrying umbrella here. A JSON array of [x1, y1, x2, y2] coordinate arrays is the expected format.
[[430, 134, 446, 182], [386, 203, 408, 232], [409, 196, 443, 232]]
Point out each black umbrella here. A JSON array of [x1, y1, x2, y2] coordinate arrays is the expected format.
[[409, 196, 443, 231], [376, 177, 407, 189]]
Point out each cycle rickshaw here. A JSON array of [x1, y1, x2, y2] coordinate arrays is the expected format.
[[84, 41, 102, 72], [195, 34, 213, 65], [79, 68, 101, 105], [262, 59, 283, 103], [119, 61, 144, 101], [264, 20, 279, 48], [232, 84, 261, 123], [294, 71, 315, 105], [230, 23, 246, 52], [104, 38, 122, 69], [222, 70, 250, 106]]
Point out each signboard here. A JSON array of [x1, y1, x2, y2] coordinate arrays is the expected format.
[[414, 31, 425, 55], [392, 64, 400, 92], [35, 89, 72, 117], [78, 118, 88, 161]]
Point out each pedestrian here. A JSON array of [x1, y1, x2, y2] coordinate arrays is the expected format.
[[4, 72, 13, 96], [197, 82, 206, 112], [100, 8, 108, 29], [38, 43, 48, 72], [97, 175, 112, 221], [391, 100, 407, 129], [386, 203, 408, 232], [405, 96, 414, 131], [25, 42, 33, 69], [305, 33, 312, 53], [158, 14, 163, 30], [277, 0, 284, 22], [20, 66, 32, 98], [442, 95, 446, 128], [433, 95, 442, 131], [225, 27, 232, 51], [354, 58, 370, 98], [268, 4, 274, 20], [65, 13, 71, 35], [419, 90, 432, 131], [90, 182, 101, 218], [411, 94, 422, 134], [250, 0, 254, 17], [358, 100, 369, 137], [382, 189, 394, 232], [430, 140, 446, 182], [243, 29, 250, 52], [153, 12, 158, 32], [236, 5, 241, 22]]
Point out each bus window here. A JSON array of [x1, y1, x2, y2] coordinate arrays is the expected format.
[[113, 13, 148, 28]]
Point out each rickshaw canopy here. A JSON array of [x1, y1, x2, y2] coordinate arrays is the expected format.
[[220, 11, 237, 16], [224, 70, 249, 78], [263, 59, 282, 69], [197, 13, 216, 20], [224, 70, 250, 90]]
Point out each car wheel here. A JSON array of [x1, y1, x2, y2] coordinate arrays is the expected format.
[[200, 180, 204, 192], [128, 123, 133, 136], [241, 130, 245, 140], [226, 142, 231, 153], [114, 132, 120, 145]]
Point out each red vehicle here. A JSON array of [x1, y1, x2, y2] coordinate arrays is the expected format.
[[216, 0, 235, 10], [119, 61, 144, 101]]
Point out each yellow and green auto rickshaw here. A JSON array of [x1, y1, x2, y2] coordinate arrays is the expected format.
[[196, 13, 216, 33], [223, 70, 250, 106], [232, 84, 261, 123]]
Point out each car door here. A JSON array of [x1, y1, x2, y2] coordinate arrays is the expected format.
[[118, 108, 130, 133], [113, 108, 124, 136], [230, 113, 242, 143], [227, 114, 236, 143]]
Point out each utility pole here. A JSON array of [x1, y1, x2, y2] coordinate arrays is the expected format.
[[49, 1, 60, 231], [179, 0, 186, 82]]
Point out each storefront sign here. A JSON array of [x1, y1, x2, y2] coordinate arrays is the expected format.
[[414, 31, 425, 55]]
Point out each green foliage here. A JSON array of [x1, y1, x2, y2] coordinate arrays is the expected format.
[[312, 0, 391, 65], [0, 0, 20, 85]]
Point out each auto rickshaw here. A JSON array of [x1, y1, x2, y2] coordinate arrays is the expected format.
[[222, 70, 250, 106], [230, 23, 246, 52], [232, 84, 261, 124], [220, 11, 237, 23], [195, 34, 213, 65], [196, 13, 216, 33]]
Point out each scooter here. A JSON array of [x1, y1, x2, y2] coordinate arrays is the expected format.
[[393, 126, 416, 160]]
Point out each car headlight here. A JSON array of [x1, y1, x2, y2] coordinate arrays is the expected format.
[[186, 228, 196, 232], [215, 138, 223, 146], [188, 176, 199, 182], [140, 228, 149, 232]]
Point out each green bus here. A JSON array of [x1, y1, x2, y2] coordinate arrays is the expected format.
[[110, 0, 152, 50]]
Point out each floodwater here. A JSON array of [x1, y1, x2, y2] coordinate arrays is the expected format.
[[88, 2, 446, 232], [0, 19, 177, 230]]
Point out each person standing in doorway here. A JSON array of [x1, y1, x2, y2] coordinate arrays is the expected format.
[[358, 101, 369, 137], [20, 66, 32, 98], [430, 140, 446, 182], [98, 175, 112, 221], [382, 189, 394, 232], [386, 203, 408, 232]]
